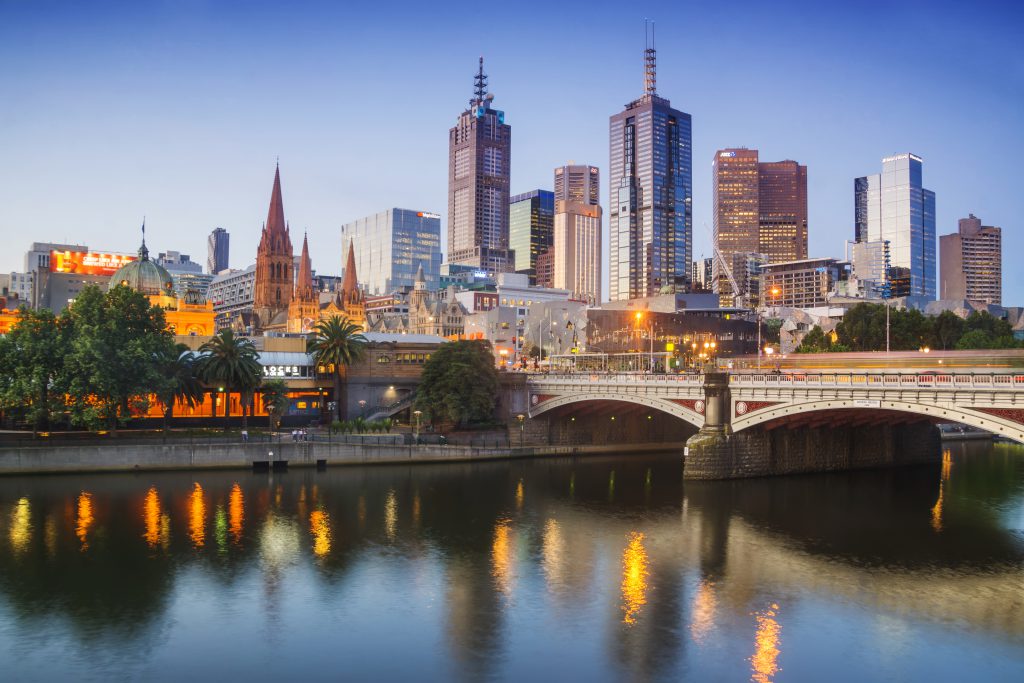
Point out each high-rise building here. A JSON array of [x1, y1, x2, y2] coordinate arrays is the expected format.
[[553, 200, 602, 305], [252, 164, 294, 330], [847, 239, 891, 298], [207, 227, 229, 275], [340, 209, 442, 295], [554, 163, 600, 205], [508, 190, 554, 279], [940, 214, 1001, 304], [713, 149, 807, 304], [855, 153, 935, 298], [609, 34, 692, 300], [689, 257, 714, 292], [447, 58, 514, 274]]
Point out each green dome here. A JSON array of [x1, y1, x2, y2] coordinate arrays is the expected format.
[[109, 241, 174, 296]]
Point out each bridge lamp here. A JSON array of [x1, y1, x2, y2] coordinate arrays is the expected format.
[[765, 346, 774, 357], [920, 346, 931, 354]]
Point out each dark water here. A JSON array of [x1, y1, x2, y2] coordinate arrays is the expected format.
[[1, 442, 1023, 682]]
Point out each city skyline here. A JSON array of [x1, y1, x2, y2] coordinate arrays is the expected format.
[[1, 0, 1021, 303]]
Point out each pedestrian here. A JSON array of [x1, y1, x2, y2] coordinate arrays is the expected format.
[[291, 429, 297, 442], [241, 429, 248, 442]]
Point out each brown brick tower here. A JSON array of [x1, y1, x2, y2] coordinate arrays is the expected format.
[[253, 163, 294, 330]]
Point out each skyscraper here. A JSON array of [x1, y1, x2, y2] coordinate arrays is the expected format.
[[855, 154, 935, 298], [609, 33, 692, 300], [552, 163, 601, 304], [447, 58, 514, 274], [207, 227, 229, 275], [252, 164, 294, 329], [508, 190, 554, 280], [712, 148, 808, 305], [340, 209, 442, 295], [940, 214, 1001, 304]]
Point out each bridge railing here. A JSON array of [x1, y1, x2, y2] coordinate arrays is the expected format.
[[729, 372, 1024, 390], [530, 372, 704, 385]]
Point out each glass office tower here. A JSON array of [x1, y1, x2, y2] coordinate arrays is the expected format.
[[855, 153, 936, 298], [508, 190, 554, 278], [609, 44, 692, 300], [340, 209, 442, 295]]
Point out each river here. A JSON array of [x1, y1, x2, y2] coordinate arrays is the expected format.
[[1, 441, 1023, 681]]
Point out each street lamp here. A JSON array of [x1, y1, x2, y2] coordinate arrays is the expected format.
[[413, 410, 422, 444], [516, 413, 525, 447]]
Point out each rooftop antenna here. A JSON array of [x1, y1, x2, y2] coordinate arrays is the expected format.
[[473, 56, 488, 105], [644, 19, 657, 97]]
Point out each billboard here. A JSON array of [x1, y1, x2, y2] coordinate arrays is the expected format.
[[50, 251, 136, 276]]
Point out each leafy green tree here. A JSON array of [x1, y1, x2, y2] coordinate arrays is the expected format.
[[835, 303, 887, 351], [196, 329, 263, 431], [930, 311, 965, 350], [155, 343, 204, 430], [964, 311, 1014, 338], [307, 315, 367, 422], [63, 285, 173, 433], [260, 378, 290, 431], [795, 326, 832, 353], [0, 307, 69, 433], [415, 340, 498, 427]]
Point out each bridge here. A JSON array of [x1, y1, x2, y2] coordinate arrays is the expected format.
[[521, 361, 1024, 479], [527, 370, 1024, 444]]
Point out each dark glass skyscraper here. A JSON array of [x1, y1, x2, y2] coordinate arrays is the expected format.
[[509, 190, 554, 280], [447, 58, 514, 274], [609, 41, 692, 300], [207, 227, 229, 275]]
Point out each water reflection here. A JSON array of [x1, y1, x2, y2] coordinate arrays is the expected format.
[[188, 483, 206, 548], [750, 603, 782, 683], [0, 443, 1021, 682], [75, 492, 93, 551], [310, 509, 331, 557], [621, 531, 649, 626], [10, 497, 31, 554]]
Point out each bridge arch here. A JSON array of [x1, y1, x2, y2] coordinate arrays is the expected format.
[[732, 399, 1024, 444], [530, 392, 705, 429]]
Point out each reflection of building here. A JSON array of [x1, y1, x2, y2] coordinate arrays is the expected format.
[[340, 209, 442, 295], [207, 227, 229, 275], [609, 41, 692, 300], [940, 214, 1001, 305], [447, 58, 514, 274], [252, 164, 294, 331], [855, 153, 936, 298], [508, 190, 554, 281]]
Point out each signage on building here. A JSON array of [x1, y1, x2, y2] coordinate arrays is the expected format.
[[50, 251, 136, 276], [417, 212, 441, 219], [263, 365, 305, 378]]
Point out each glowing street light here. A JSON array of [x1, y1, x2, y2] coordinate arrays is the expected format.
[[413, 410, 422, 444]]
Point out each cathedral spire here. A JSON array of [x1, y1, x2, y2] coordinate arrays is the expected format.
[[265, 163, 286, 237], [341, 238, 358, 295], [296, 232, 314, 301]]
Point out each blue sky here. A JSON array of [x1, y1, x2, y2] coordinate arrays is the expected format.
[[2, 0, 1022, 303]]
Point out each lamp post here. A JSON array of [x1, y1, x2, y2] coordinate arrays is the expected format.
[[516, 413, 525, 447], [413, 409, 422, 444]]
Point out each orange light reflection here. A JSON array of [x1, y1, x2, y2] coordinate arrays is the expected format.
[[621, 531, 649, 626], [189, 483, 206, 548], [76, 492, 94, 551], [751, 604, 782, 683], [229, 483, 244, 544]]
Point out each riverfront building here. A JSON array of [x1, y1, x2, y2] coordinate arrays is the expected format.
[[940, 214, 1001, 305], [447, 58, 514, 274], [340, 209, 442, 295], [609, 39, 692, 300], [854, 153, 936, 298]]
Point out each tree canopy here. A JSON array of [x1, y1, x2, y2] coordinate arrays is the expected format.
[[308, 315, 367, 421], [415, 340, 498, 427]]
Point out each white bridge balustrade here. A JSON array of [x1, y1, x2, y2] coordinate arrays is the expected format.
[[526, 368, 1024, 444]]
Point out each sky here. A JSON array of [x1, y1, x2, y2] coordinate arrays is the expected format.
[[1, 0, 1022, 303]]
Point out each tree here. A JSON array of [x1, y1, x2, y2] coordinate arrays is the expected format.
[[930, 311, 965, 350], [307, 315, 367, 422], [260, 378, 290, 431], [196, 329, 263, 431], [795, 326, 832, 354], [0, 307, 69, 433], [835, 303, 887, 351], [155, 343, 204, 430], [63, 285, 173, 433], [415, 340, 498, 427]]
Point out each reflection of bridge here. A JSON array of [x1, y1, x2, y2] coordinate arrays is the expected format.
[[527, 371, 1024, 444]]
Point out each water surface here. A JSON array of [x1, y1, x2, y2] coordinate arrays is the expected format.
[[1, 442, 1023, 681]]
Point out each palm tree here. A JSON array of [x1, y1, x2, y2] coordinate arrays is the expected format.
[[156, 343, 204, 430], [308, 315, 367, 423], [260, 378, 290, 431], [196, 329, 263, 431]]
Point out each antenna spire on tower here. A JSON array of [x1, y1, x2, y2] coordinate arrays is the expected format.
[[473, 56, 488, 104], [644, 19, 657, 96]]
